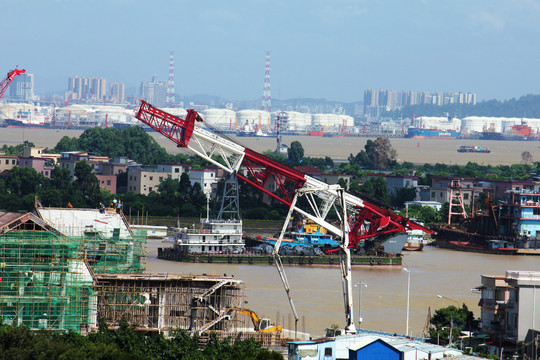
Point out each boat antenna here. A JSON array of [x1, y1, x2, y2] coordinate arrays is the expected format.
[[206, 195, 210, 221]]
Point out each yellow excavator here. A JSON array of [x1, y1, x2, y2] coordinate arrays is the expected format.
[[232, 308, 283, 332]]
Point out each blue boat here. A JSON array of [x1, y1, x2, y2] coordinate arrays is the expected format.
[[264, 222, 339, 248], [406, 127, 460, 139]]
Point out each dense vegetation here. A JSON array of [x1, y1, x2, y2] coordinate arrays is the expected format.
[[0, 320, 283, 360], [428, 304, 483, 356], [53, 127, 208, 168]]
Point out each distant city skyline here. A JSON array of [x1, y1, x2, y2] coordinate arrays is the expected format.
[[1, 1, 539, 103]]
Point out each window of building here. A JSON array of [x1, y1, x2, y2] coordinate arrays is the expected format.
[[534, 208, 540, 215], [431, 191, 435, 198], [148, 187, 152, 192], [5, 160, 8, 164], [44, 171, 49, 176], [464, 193, 469, 200], [107, 180, 111, 186], [149, 176, 153, 181], [440, 192, 443, 197], [159, 177, 163, 181], [175, 168, 180, 173], [324, 348, 332, 356], [11, 160, 15, 165]]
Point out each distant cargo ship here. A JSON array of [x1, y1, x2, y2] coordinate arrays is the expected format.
[[4, 108, 49, 128], [457, 145, 490, 153], [5, 118, 48, 128], [406, 127, 460, 139]]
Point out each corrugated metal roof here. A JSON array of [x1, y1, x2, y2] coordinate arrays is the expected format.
[[37, 208, 131, 238], [0, 211, 25, 227]]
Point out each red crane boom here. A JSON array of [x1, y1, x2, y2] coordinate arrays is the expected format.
[[0, 68, 26, 101], [134, 100, 432, 335]]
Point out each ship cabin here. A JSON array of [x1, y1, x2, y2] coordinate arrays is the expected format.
[[499, 190, 540, 246], [172, 219, 244, 254]]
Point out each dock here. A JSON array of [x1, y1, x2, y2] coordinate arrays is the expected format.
[[157, 247, 402, 267]]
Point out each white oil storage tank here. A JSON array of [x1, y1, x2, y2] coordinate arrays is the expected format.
[[202, 109, 236, 131], [277, 111, 312, 132]]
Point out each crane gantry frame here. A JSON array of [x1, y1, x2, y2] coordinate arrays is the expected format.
[[135, 100, 430, 335]]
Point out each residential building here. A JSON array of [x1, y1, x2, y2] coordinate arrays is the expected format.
[[189, 168, 219, 197], [429, 177, 479, 207], [9, 72, 35, 101], [101, 162, 128, 176], [96, 175, 117, 194], [321, 173, 353, 190], [478, 270, 540, 356], [66, 76, 107, 102], [22, 147, 60, 165], [108, 83, 125, 103], [127, 167, 168, 195], [0, 155, 18, 173], [141, 76, 167, 107], [18, 157, 55, 178], [490, 179, 536, 200], [59, 152, 110, 180], [156, 163, 190, 180], [365, 173, 419, 198]]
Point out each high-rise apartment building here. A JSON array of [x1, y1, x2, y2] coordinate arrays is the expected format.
[[141, 76, 167, 107], [109, 83, 125, 103], [66, 76, 109, 102], [364, 89, 477, 116], [9, 73, 35, 101]]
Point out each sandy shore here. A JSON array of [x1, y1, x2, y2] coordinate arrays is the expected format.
[[1, 127, 538, 165]]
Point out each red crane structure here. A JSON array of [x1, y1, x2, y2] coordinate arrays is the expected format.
[[0, 68, 26, 101], [135, 100, 431, 335]]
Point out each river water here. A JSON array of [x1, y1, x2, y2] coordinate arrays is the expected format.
[[146, 240, 540, 338], [1, 127, 539, 165]]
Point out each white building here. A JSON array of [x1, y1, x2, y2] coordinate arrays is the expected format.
[[189, 168, 219, 197]]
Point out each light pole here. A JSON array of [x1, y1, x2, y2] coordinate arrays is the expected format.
[[403, 267, 411, 337], [437, 294, 459, 348], [355, 282, 367, 329]]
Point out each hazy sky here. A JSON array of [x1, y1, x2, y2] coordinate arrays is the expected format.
[[1, 0, 539, 102]]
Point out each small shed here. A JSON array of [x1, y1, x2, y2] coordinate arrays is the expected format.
[[349, 338, 402, 360]]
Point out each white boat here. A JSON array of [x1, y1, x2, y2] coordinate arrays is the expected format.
[[402, 229, 430, 251], [172, 218, 244, 254]]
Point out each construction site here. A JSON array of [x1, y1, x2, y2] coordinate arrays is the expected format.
[[0, 206, 284, 347]]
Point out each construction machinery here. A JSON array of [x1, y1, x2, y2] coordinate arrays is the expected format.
[[134, 100, 430, 336], [232, 308, 283, 332], [0, 67, 26, 101]]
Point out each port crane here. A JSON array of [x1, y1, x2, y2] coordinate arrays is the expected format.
[[0, 68, 26, 101], [135, 100, 429, 335]]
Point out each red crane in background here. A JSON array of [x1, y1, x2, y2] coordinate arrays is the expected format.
[[0, 68, 26, 101], [135, 100, 431, 335]]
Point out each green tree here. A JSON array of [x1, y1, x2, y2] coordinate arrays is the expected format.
[[359, 176, 390, 205], [428, 304, 479, 346], [73, 160, 101, 207], [53, 136, 79, 153], [287, 141, 304, 163]]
